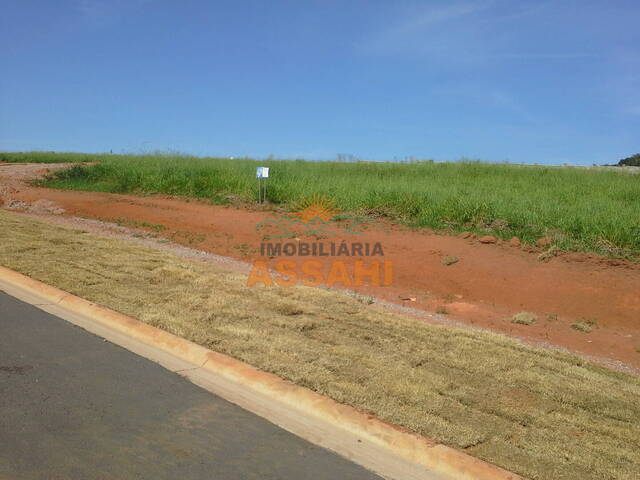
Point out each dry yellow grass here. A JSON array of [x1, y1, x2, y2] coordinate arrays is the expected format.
[[1, 209, 639, 480]]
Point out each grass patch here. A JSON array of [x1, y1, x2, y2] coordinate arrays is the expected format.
[[441, 256, 460, 266], [0, 151, 104, 164], [0, 210, 638, 479], [112, 218, 165, 231], [509, 312, 538, 326], [3, 151, 639, 258], [571, 320, 598, 333], [537, 245, 559, 262]]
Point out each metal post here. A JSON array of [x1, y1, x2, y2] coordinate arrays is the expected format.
[[256, 166, 269, 204]]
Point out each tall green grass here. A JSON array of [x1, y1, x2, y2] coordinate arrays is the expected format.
[[3, 151, 639, 257], [0, 151, 110, 163]]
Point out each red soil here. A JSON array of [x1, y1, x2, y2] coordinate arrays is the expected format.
[[3, 166, 639, 372]]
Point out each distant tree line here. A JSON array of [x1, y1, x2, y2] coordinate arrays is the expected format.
[[618, 153, 640, 166]]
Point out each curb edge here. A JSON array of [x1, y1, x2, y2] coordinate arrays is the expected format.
[[0, 265, 523, 480]]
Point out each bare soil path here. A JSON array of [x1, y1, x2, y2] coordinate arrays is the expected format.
[[2, 163, 639, 371]]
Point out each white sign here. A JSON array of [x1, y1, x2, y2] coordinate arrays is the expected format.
[[256, 167, 270, 178]]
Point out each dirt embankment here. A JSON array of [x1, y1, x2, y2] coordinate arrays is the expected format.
[[1, 163, 639, 371]]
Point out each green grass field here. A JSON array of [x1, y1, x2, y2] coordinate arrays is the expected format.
[[3, 151, 639, 257]]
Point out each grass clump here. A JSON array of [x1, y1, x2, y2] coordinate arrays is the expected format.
[[0, 151, 106, 164], [509, 312, 538, 326], [2, 151, 638, 258], [441, 256, 459, 266], [112, 218, 165, 231], [571, 319, 598, 333], [0, 209, 639, 480]]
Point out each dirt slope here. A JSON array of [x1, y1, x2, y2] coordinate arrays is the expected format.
[[1, 163, 639, 371]]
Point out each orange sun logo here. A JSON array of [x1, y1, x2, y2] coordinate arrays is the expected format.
[[293, 194, 338, 223]]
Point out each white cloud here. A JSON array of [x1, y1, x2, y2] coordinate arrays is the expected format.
[[357, 0, 592, 62], [385, 1, 494, 36], [359, 1, 494, 57]]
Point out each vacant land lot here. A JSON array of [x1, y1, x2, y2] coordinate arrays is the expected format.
[[2, 151, 639, 257], [1, 209, 638, 480]]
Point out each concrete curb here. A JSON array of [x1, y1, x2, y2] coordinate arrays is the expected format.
[[0, 265, 523, 480]]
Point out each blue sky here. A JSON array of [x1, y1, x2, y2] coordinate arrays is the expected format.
[[1, 0, 638, 164]]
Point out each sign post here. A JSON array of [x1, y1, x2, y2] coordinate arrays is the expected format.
[[256, 166, 269, 203]]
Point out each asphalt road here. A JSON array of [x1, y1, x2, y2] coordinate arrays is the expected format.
[[0, 291, 381, 480]]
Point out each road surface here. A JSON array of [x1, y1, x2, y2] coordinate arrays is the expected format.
[[0, 290, 381, 480]]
